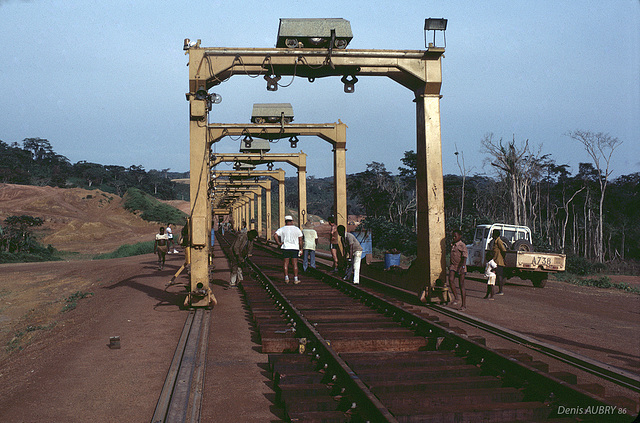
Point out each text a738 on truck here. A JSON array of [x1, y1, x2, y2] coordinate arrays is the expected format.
[[465, 223, 566, 288]]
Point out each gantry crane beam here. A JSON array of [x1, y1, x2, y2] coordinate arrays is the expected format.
[[188, 42, 446, 305], [209, 122, 347, 229], [188, 47, 443, 94], [211, 153, 306, 228], [213, 169, 284, 236], [212, 180, 271, 235]]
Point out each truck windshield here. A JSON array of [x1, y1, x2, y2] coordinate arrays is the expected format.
[[475, 227, 489, 242], [504, 230, 516, 242]]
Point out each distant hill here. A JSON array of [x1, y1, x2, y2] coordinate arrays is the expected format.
[[0, 184, 188, 255]]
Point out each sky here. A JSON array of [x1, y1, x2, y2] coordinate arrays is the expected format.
[[1, 0, 638, 181]]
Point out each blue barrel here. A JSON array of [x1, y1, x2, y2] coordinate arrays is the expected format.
[[352, 230, 372, 258], [384, 253, 401, 269]]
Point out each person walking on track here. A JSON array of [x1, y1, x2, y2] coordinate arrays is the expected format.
[[302, 221, 318, 272], [337, 225, 363, 284], [274, 215, 303, 284], [154, 226, 169, 270], [229, 229, 257, 287]]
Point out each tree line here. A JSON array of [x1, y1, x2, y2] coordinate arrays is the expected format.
[[2, 134, 636, 266], [0, 137, 189, 200], [300, 130, 637, 264]]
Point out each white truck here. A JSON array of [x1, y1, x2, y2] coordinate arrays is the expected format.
[[465, 223, 566, 288]]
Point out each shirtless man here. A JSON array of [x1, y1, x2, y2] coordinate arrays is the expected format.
[[154, 226, 169, 270], [448, 229, 468, 310], [328, 216, 340, 272]]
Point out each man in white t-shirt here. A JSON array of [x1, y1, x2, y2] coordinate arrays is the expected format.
[[302, 221, 318, 272], [274, 215, 303, 284]]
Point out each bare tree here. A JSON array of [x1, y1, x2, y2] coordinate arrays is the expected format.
[[481, 134, 544, 227], [560, 185, 585, 253], [567, 130, 622, 262], [454, 144, 473, 228]]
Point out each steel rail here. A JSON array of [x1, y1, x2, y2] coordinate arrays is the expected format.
[[351, 269, 640, 395], [308, 247, 640, 394], [428, 302, 640, 393], [245, 251, 399, 423], [336, 274, 635, 421], [151, 309, 210, 423], [218, 234, 636, 420]]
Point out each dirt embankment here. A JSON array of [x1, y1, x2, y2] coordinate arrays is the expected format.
[[0, 184, 190, 369], [0, 184, 189, 255]]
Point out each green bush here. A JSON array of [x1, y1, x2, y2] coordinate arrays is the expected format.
[[94, 241, 155, 260], [123, 187, 187, 225], [604, 259, 640, 275], [566, 255, 598, 276], [555, 273, 640, 294], [0, 245, 61, 264], [532, 233, 554, 253]]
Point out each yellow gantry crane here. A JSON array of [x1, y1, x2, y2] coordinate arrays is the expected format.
[[212, 169, 285, 237], [186, 19, 447, 307]]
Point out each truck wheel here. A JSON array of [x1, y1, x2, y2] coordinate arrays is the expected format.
[[531, 275, 547, 288], [512, 239, 533, 252]]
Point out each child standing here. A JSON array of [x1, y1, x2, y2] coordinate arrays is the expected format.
[[484, 251, 497, 300]]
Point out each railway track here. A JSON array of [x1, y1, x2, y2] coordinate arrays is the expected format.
[[426, 302, 640, 394], [221, 234, 636, 422], [152, 308, 210, 423], [348, 272, 640, 396]]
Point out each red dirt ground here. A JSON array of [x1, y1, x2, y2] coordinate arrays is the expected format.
[[0, 184, 188, 390], [0, 253, 187, 422], [0, 184, 638, 421]]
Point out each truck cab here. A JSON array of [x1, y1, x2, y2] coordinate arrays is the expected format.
[[466, 223, 532, 268]]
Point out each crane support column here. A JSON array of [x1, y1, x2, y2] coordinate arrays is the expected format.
[[265, 186, 272, 237], [257, 190, 263, 237], [298, 164, 307, 226], [249, 193, 256, 230], [414, 91, 447, 297], [188, 111, 215, 307], [232, 206, 238, 229], [278, 179, 285, 230], [333, 124, 347, 228]]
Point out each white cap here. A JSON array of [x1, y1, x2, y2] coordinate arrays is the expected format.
[[284, 215, 293, 221]]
